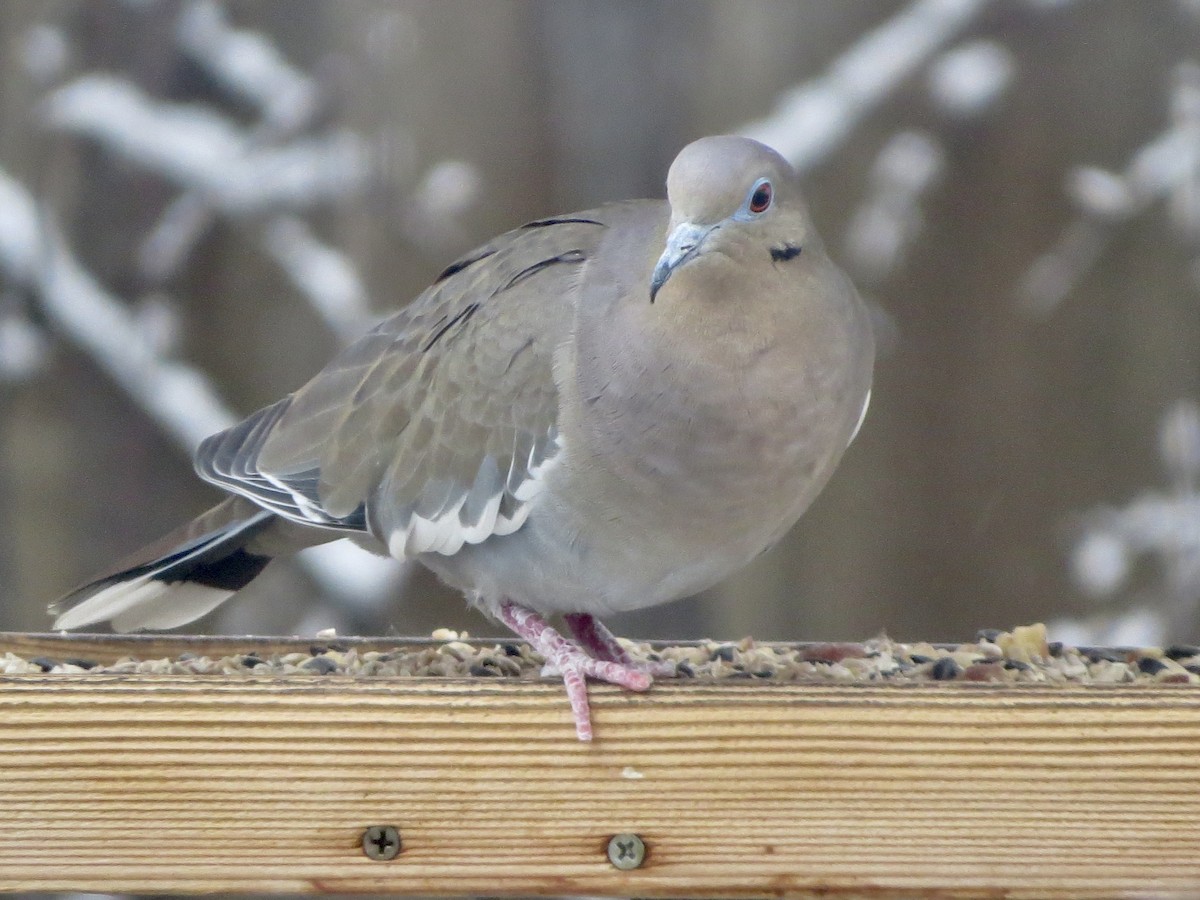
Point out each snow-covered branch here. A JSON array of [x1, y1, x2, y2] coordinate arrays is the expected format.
[[843, 130, 945, 283], [261, 217, 375, 343], [177, 0, 318, 133], [740, 0, 992, 171], [1060, 400, 1200, 646], [1018, 62, 1200, 314], [133, 1, 328, 283], [0, 166, 400, 612], [43, 75, 369, 216], [0, 168, 235, 450], [927, 39, 1015, 116]]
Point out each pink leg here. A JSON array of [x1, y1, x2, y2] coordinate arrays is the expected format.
[[564, 612, 678, 678], [496, 600, 651, 742], [563, 612, 636, 665]]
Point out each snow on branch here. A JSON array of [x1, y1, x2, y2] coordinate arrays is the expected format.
[[740, 0, 991, 172], [0, 299, 49, 383], [1017, 62, 1200, 314], [20, 23, 70, 86], [44, 75, 242, 192], [1167, 60, 1200, 241], [134, 1, 329, 283], [12, 4, 410, 614], [400, 160, 483, 253], [843, 130, 945, 284], [0, 167, 235, 450], [1056, 400, 1200, 647], [42, 75, 369, 216], [137, 192, 220, 284], [176, 0, 318, 133], [261, 217, 375, 343], [0, 179, 41, 286], [0, 166, 399, 610], [927, 39, 1015, 117]]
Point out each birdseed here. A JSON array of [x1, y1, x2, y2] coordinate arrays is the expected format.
[[3, 623, 1198, 685]]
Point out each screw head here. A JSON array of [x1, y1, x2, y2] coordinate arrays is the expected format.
[[606, 832, 645, 870], [362, 824, 401, 861]]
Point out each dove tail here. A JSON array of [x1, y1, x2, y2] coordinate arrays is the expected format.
[[50, 497, 275, 632]]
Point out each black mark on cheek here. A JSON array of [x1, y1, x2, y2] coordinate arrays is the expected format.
[[770, 243, 802, 263]]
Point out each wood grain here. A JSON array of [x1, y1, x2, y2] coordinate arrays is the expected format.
[[0, 643, 1199, 896]]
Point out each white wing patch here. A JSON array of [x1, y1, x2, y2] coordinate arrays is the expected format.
[[388, 431, 561, 559], [850, 387, 871, 444]]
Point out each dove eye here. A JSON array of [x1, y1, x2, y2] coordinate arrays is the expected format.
[[748, 179, 773, 214]]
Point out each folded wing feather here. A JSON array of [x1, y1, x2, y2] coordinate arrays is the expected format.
[[195, 214, 609, 558]]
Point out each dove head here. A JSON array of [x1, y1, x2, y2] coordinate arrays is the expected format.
[[650, 136, 815, 303]]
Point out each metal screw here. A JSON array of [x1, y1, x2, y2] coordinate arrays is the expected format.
[[362, 824, 401, 861], [606, 832, 646, 870]]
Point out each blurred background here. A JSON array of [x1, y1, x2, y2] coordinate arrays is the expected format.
[[2, 0, 1199, 647]]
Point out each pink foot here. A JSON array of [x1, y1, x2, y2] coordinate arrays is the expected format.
[[564, 612, 678, 678], [496, 600, 651, 741]]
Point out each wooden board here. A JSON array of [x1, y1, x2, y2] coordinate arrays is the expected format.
[[0, 638, 1198, 897]]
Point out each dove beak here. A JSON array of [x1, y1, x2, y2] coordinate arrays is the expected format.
[[650, 221, 715, 302]]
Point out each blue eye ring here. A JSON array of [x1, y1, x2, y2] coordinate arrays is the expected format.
[[747, 178, 773, 214]]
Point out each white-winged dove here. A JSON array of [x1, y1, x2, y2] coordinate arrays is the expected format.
[[52, 135, 874, 741]]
